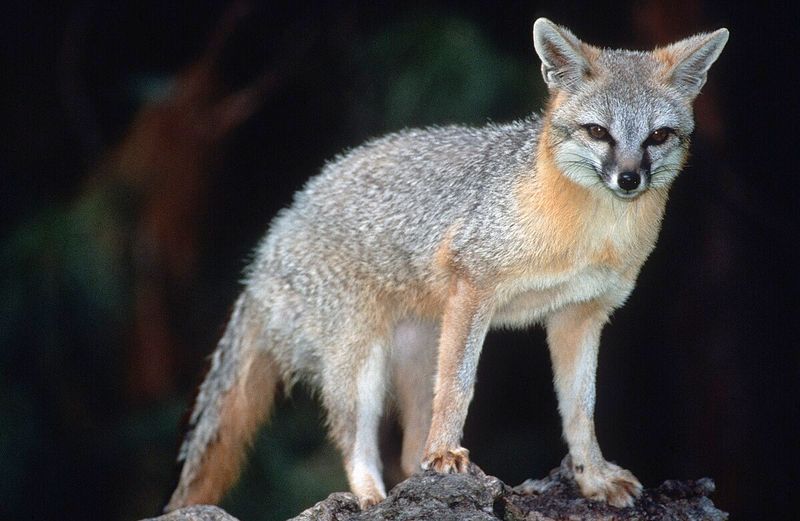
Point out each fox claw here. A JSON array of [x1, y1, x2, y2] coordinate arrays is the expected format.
[[421, 446, 471, 474]]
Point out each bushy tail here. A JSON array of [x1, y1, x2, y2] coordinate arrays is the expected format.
[[166, 293, 280, 511]]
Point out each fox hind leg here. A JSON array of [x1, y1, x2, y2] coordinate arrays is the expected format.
[[391, 320, 438, 477], [324, 339, 389, 508]]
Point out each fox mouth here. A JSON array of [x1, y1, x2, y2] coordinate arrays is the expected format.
[[610, 189, 642, 200], [608, 183, 648, 199]]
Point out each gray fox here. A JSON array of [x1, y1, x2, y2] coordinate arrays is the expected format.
[[166, 18, 728, 510]]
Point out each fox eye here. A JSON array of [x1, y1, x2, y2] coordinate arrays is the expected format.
[[584, 124, 609, 141], [646, 127, 673, 146]]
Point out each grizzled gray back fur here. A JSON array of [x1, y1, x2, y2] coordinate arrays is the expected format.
[[245, 120, 541, 381]]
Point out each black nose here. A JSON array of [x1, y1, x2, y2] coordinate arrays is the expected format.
[[618, 171, 641, 191]]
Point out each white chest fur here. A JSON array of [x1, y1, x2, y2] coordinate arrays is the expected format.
[[490, 258, 632, 329]]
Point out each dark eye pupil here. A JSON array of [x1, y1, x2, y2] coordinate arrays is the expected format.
[[589, 125, 606, 139], [649, 128, 671, 144]]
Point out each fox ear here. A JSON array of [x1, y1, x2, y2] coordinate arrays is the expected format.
[[533, 18, 594, 92], [661, 28, 729, 98]]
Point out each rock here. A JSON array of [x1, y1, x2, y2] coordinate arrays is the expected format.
[[353, 464, 505, 521], [142, 505, 240, 521], [505, 460, 728, 521], [286, 492, 361, 521], [285, 461, 726, 520]]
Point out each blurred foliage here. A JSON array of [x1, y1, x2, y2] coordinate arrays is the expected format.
[[355, 14, 541, 131], [0, 180, 135, 518]]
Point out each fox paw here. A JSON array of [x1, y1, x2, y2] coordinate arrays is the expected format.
[[349, 466, 386, 510], [574, 460, 642, 508], [357, 492, 385, 510], [421, 446, 470, 473]]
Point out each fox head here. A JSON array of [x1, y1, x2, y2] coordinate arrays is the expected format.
[[532, 18, 728, 199]]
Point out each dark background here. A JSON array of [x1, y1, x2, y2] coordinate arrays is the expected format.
[[2, 1, 798, 520]]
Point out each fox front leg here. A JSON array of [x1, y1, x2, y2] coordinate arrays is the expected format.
[[421, 277, 493, 473], [545, 301, 642, 507]]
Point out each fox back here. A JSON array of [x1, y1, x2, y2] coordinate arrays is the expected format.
[[167, 18, 727, 512]]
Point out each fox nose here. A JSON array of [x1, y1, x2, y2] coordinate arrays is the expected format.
[[618, 171, 641, 191]]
